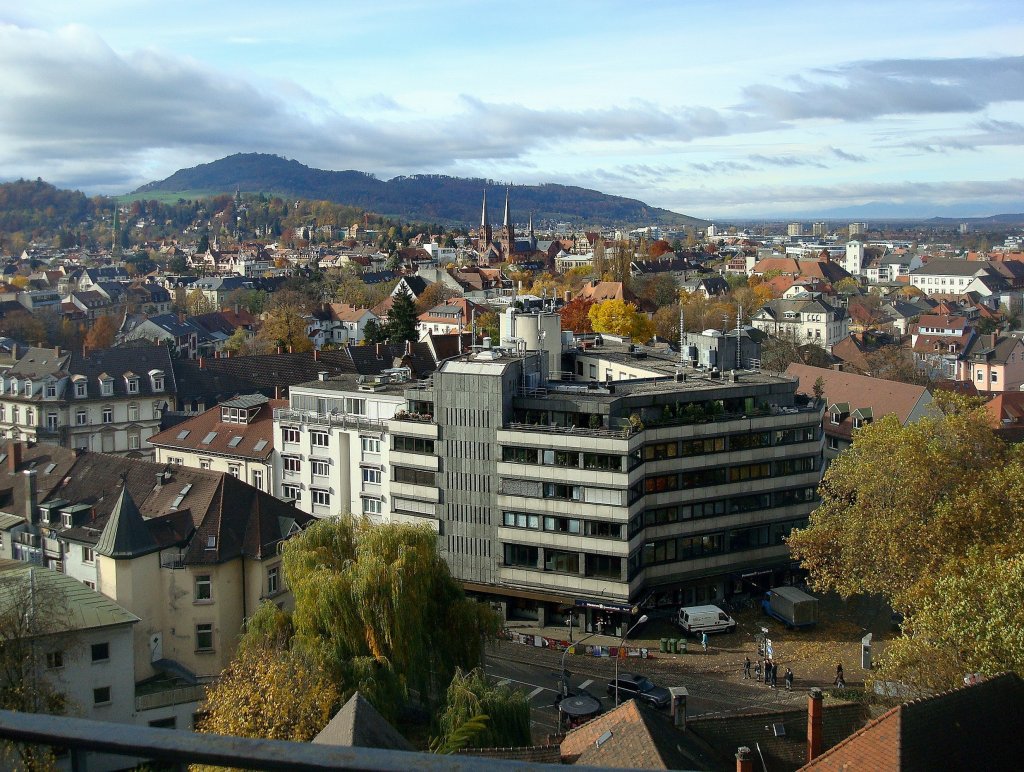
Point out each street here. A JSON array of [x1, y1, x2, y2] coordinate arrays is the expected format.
[[485, 639, 807, 743]]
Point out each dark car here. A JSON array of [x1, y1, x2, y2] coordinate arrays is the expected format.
[[606, 673, 671, 709]]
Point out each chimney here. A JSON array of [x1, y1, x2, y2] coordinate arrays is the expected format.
[[375, 342, 382, 359], [807, 687, 824, 762], [318, 371, 328, 382], [54, 346, 61, 357], [6, 440, 24, 474], [277, 346, 283, 354], [198, 356, 205, 370], [736, 747, 753, 772], [991, 332, 998, 349], [313, 349, 319, 362], [288, 345, 293, 354], [24, 470, 38, 525]]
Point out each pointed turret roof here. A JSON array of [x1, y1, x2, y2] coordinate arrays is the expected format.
[[503, 188, 511, 227], [480, 188, 490, 228], [95, 483, 158, 559], [528, 211, 534, 236]]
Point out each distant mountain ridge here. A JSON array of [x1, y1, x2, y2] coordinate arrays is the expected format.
[[133, 153, 705, 227]]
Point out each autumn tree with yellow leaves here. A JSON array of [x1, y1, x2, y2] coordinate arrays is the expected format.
[[788, 392, 1024, 692], [588, 298, 655, 343]]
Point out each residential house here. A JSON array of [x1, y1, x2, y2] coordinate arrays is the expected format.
[[416, 298, 488, 339], [307, 304, 379, 348], [786, 363, 932, 460], [751, 297, 850, 351], [955, 333, 1024, 394], [149, 394, 281, 494], [911, 313, 975, 380], [0, 344, 174, 455], [121, 314, 198, 359]]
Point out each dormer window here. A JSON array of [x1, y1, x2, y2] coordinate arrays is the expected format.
[[149, 369, 165, 392], [62, 513, 72, 528], [125, 373, 139, 394], [74, 379, 87, 398], [23, 380, 32, 396], [45, 382, 56, 398], [99, 375, 113, 397], [831, 412, 841, 425]]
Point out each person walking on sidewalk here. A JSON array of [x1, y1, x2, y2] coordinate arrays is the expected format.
[[754, 659, 762, 682], [701, 632, 708, 653], [743, 656, 751, 679], [785, 667, 794, 691], [835, 662, 846, 688]]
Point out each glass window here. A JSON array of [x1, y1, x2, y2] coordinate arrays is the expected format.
[[251, 469, 264, 490], [128, 403, 139, 421], [544, 549, 579, 573], [82, 546, 95, 563], [360, 436, 381, 453], [362, 497, 382, 515], [282, 427, 300, 443], [102, 407, 113, 423], [282, 483, 300, 500], [195, 574, 212, 601], [502, 511, 540, 529], [503, 543, 538, 567], [361, 467, 381, 484], [543, 516, 581, 534], [267, 566, 279, 596], [91, 642, 109, 662], [46, 651, 64, 669], [312, 459, 330, 477], [310, 431, 329, 447], [311, 488, 331, 506], [283, 456, 300, 473], [93, 686, 111, 705], [195, 624, 214, 652]]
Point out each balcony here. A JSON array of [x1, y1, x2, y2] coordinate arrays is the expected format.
[[273, 408, 386, 433], [0, 709, 531, 771]]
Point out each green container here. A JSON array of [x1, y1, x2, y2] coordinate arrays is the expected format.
[[659, 638, 668, 653], [676, 639, 687, 654], [667, 638, 677, 653]]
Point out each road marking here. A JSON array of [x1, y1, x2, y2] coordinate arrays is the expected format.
[[528, 686, 545, 699], [496, 678, 511, 687], [578, 679, 593, 690]]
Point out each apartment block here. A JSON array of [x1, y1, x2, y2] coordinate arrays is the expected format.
[[389, 312, 824, 636]]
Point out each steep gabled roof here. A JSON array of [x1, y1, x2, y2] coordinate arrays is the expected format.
[[313, 692, 414, 751]]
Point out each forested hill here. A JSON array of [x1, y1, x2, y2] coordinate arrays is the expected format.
[[133, 153, 705, 227], [0, 179, 94, 234]]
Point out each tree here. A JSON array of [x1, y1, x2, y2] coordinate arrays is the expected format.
[[84, 314, 118, 351], [436, 668, 531, 749], [588, 299, 655, 343], [282, 518, 500, 720], [788, 392, 1024, 691], [386, 290, 418, 345], [184, 288, 214, 316], [199, 603, 338, 743], [759, 333, 832, 372], [415, 282, 460, 314], [0, 567, 76, 769], [362, 318, 388, 344], [257, 303, 313, 353], [834, 277, 860, 296], [475, 311, 499, 342], [559, 296, 595, 334], [652, 304, 681, 342], [223, 326, 250, 355]]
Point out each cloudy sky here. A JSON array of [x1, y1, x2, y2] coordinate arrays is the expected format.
[[1, 0, 1022, 219]]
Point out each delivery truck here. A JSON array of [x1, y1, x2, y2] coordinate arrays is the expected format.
[[762, 586, 819, 629]]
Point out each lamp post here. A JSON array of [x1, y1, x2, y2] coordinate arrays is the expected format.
[[560, 628, 600, 698], [614, 614, 649, 706]]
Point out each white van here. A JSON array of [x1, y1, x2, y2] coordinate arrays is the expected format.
[[676, 605, 737, 635]]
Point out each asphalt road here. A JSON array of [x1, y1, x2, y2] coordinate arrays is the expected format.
[[485, 640, 806, 743]]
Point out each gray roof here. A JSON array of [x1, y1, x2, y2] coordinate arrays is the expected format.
[[221, 393, 270, 409], [95, 485, 158, 559], [312, 692, 413, 751], [911, 259, 992, 277]]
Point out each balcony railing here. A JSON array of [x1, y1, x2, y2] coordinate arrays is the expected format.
[[0, 709, 571, 771], [274, 408, 387, 432]]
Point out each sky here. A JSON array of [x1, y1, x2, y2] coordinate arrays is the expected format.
[[1, 0, 1022, 221]]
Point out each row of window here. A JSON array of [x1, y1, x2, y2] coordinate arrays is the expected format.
[[502, 511, 623, 539], [500, 446, 625, 471], [641, 456, 817, 496], [642, 487, 818, 528], [628, 517, 808, 575], [643, 426, 817, 461], [393, 435, 435, 454], [0, 402, 157, 427], [501, 544, 623, 579], [0, 372, 164, 398]]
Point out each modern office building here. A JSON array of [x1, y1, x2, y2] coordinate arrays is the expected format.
[[388, 311, 824, 636]]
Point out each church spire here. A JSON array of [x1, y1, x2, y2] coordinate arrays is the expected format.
[[503, 188, 511, 227], [500, 187, 514, 258], [480, 188, 492, 249]]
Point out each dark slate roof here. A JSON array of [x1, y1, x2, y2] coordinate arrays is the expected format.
[[69, 344, 176, 401], [313, 692, 414, 751], [142, 313, 197, 338], [348, 341, 435, 378], [361, 270, 398, 284], [396, 275, 430, 297], [95, 484, 158, 559], [7, 347, 71, 379]]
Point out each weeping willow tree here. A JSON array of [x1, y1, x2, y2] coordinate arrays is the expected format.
[[437, 667, 531, 749], [281, 516, 501, 722]]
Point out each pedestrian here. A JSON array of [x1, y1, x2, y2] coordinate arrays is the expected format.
[[771, 661, 778, 688], [785, 667, 794, 691], [835, 662, 845, 688], [743, 656, 751, 679], [754, 659, 762, 682], [701, 632, 708, 653], [765, 659, 772, 687]]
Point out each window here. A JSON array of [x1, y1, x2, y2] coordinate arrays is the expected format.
[[361, 467, 381, 484], [194, 574, 212, 601], [102, 407, 113, 424], [282, 455, 300, 473], [360, 436, 380, 453], [75, 380, 87, 398], [100, 378, 113, 396], [151, 373, 164, 391], [503, 543, 538, 567], [542, 483, 581, 500], [586, 554, 622, 579], [282, 426, 300, 444], [45, 382, 57, 398], [585, 521, 622, 538], [45, 651, 64, 669], [228, 464, 239, 478], [977, 370, 984, 381], [282, 483, 300, 500], [252, 469, 264, 490], [199, 459, 211, 470], [82, 546, 94, 564], [129, 435, 140, 450], [345, 397, 366, 415], [195, 623, 214, 652], [992, 372, 999, 383], [126, 377, 139, 394], [544, 549, 579, 573], [393, 435, 434, 454], [310, 431, 329, 448], [311, 459, 330, 477], [393, 466, 434, 486], [311, 488, 331, 507], [267, 566, 280, 596], [10, 407, 17, 425], [503, 511, 540, 529], [543, 516, 581, 534], [46, 412, 58, 430], [93, 686, 111, 706], [362, 496, 382, 515], [128, 403, 139, 421], [91, 642, 109, 662]]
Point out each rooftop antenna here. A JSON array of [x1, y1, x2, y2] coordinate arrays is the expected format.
[[678, 308, 686, 366], [736, 304, 743, 370]]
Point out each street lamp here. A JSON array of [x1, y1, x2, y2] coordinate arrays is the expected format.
[[560, 628, 600, 698], [614, 614, 649, 706]]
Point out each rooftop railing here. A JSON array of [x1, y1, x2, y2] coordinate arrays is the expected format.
[[274, 408, 387, 432]]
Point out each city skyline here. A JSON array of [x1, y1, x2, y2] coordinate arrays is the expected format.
[[1, 0, 1022, 219]]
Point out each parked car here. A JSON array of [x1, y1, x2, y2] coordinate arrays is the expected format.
[[606, 673, 671, 709]]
